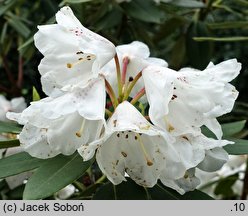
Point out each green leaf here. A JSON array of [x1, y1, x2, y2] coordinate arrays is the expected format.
[[0, 152, 45, 179], [155, 17, 187, 41], [207, 21, 248, 30], [169, 0, 206, 8], [0, 0, 18, 17], [222, 120, 246, 137], [186, 21, 213, 69], [170, 35, 186, 69], [60, 0, 93, 6], [5, 13, 31, 38], [214, 174, 239, 198], [123, 0, 163, 23], [32, 86, 40, 102], [0, 139, 20, 149], [224, 138, 248, 155], [95, 9, 122, 31], [193, 36, 248, 42], [202, 121, 246, 139], [0, 121, 21, 134], [93, 178, 213, 200], [23, 153, 93, 200]]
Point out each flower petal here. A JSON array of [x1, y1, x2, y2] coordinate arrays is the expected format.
[[34, 6, 115, 96], [78, 102, 186, 187], [197, 147, 229, 172], [143, 59, 240, 137]]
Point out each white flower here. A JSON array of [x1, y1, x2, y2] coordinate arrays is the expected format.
[[78, 101, 187, 188], [34, 6, 116, 97], [158, 132, 231, 194], [196, 155, 247, 198], [55, 184, 76, 200], [7, 78, 105, 159], [103, 41, 167, 102], [143, 59, 241, 138], [0, 95, 26, 122]]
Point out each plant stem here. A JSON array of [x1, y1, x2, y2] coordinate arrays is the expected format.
[[105, 79, 118, 109], [95, 175, 106, 184], [130, 87, 145, 105], [105, 108, 113, 117], [114, 54, 123, 99], [17, 55, 23, 88], [0, 84, 11, 93], [121, 56, 129, 85], [123, 71, 142, 101]]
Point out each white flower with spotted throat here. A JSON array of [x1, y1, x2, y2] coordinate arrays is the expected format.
[[4, 5, 242, 196], [142, 59, 241, 138], [34, 6, 116, 97], [78, 101, 189, 188], [7, 78, 105, 159]]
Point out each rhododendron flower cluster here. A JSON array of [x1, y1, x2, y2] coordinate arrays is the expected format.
[[7, 6, 241, 194]]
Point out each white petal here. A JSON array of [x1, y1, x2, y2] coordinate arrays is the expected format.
[[19, 112, 103, 158], [144, 60, 240, 136], [10, 97, 26, 113], [19, 123, 60, 159], [34, 6, 115, 95], [47, 112, 103, 155], [116, 41, 150, 59], [204, 118, 223, 139], [204, 58, 241, 83], [78, 102, 186, 187], [197, 147, 229, 172], [13, 77, 106, 123], [142, 66, 175, 130], [161, 169, 200, 194], [56, 6, 116, 72]]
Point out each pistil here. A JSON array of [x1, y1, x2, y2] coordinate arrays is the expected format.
[[136, 133, 153, 166], [76, 120, 86, 137]]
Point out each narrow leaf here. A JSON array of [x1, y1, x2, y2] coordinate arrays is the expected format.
[[23, 153, 93, 200], [222, 120, 246, 137], [169, 0, 206, 8], [123, 0, 163, 23], [207, 21, 248, 30], [0, 139, 20, 149], [224, 138, 248, 155], [0, 121, 21, 134], [193, 37, 248, 42], [0, 152, 45, 179]]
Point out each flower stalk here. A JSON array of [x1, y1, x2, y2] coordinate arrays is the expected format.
[[130, 87, 145, 105], [123, 71, 142, 101], [105, 79, 118, 109], [121, 56, 130, 85], [114, 54, 123, 99]]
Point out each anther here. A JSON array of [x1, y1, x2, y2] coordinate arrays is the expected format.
[[67, 54, 95, 68], [76, 120, 86, 137], [121, 152, 127, 157]]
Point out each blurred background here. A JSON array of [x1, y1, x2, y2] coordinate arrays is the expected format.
[[0, 0, 248, 199]]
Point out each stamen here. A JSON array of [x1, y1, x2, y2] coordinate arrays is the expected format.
[[76, 120, 86, 137], [136, 133, 153, 166], [67, 54, 95, 68]]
